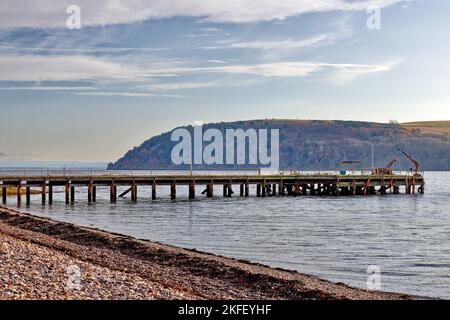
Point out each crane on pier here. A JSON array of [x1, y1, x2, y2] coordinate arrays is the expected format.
[[398, 149, 420, 174], [372, 158, 397, 175]]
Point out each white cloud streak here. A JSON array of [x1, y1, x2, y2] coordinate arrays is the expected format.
[[0, 0, 410, 29], [0, 55, 398, 85]]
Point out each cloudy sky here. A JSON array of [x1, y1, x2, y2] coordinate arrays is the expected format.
[[0, 0, 449, 162]]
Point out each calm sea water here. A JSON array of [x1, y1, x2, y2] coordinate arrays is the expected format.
[[5, 171, 450, 299]]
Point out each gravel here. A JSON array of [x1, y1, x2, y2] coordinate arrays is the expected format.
[[0, 207, 413, 300]]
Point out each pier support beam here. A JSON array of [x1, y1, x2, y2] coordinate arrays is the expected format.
[[245, 183, 249, 197], [240, 184, 244, 197], [48, 184, 53, 204], [110, 182, 117, 203], [2, 187, 6, 204], [171, 181, 176, 200], [17, 184, 22, 207], [152, 180, 156, 200], [256, 184, 261, 197], [272, 184, 277, 196], [189, 180, 195, 200], [41, 183, 46, 205], [131, 182, 137, 202], [65, 182, 70, 204], [70, 186, 75, 203], [294, 182, 300, 196], [92, 186, 96, 202], [279, 181, 285, 196], [26, 187, 31, 206], [88, 182, 93, 203], [207, 183, 213, 198]]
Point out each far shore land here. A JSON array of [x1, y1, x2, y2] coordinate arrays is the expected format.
[[0, 207, 414, 300]]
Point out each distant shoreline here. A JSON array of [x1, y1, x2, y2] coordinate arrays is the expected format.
[[0, 206, 415, 300]]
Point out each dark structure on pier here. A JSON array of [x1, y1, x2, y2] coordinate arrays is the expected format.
[[0, 172, 425, 206]]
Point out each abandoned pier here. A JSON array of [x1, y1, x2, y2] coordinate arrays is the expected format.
[[0, 172, 425, 206]]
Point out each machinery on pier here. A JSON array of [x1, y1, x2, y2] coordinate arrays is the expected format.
[[398, 148, 421, 175], [372, 158, 397, 175]]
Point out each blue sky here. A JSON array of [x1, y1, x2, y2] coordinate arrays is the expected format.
[[0, 0, 449, 162]]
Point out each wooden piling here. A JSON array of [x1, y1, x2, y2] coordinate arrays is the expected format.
[[189, 180, 195, 200], [48, 184, 53, 204], [26, 187, 31, 205], [245, 183, 249, 197], [70, 186, 75, 203], [131, 182, 137, 202], [240, 184, 244, 197], [65, 182, 70, 204], [41, 182, 46, 205], [110, 182, 117, 203], [272, 184, 277, 196], [279, 181, 285, 196], [171, 180, 176, 200], [206, 182, 213, 198], [17, 184, 22, 207], [88, 182, 93, 203], [256, 184, 261, 197], [152, 180, 156, 200], [92, 186, 96, 202], [2, 187, 6, 204]]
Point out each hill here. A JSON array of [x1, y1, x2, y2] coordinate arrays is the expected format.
[[108, 120, 450, 171], [401, 121, 450, 135]]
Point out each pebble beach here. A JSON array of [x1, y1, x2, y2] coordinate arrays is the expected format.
[[0, 206, 413, 300]]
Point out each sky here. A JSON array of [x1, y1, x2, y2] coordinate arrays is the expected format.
[[0, 0, 449, 163]]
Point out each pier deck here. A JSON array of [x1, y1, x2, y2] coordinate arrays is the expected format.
[[0, 171, 425, 206]]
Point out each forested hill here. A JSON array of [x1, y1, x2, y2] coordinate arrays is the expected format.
[[108, 120, 450, 171]]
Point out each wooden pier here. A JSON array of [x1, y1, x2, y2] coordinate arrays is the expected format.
[[0, 172, 425, 206]]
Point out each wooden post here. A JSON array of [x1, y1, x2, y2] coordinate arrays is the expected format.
[[70, 185, 75, 203], [131, 182, 137, 202], [110, 182, 117, 203], [223, 184, 227, 197], [17, 184, 22, 207], [189, 180, 195, 200], [294, 181, 300, 196], [88, 182, 93, 203], [352, 181, 356, 196], [411, 176, 416, 194], [152, 180, 156, 200], [48, 184, 53, 204], [272, 184, 277, 196], [65, 181, 70, 204], [206, 182, 213, 198], [279, 181, 285, 196], [92, 186, 96, 202], [240, 184, 244, 197], [2, 187, 6, 204], [26, 186, 31, 206], [261, 182, 266, 197], [41, 182, 46, 205], [171, 180, 176, 200], [256, 184, 261, 197], [245, 183, 249, 197], [227, 182, 233, 197]]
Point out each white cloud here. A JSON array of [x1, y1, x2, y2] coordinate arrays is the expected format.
[[220, 34, 332, 50], [0, 0, 410, 29], [0, 86, 96, 91], [74, 91, 186, 98], [0, 54, 397, 84]]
